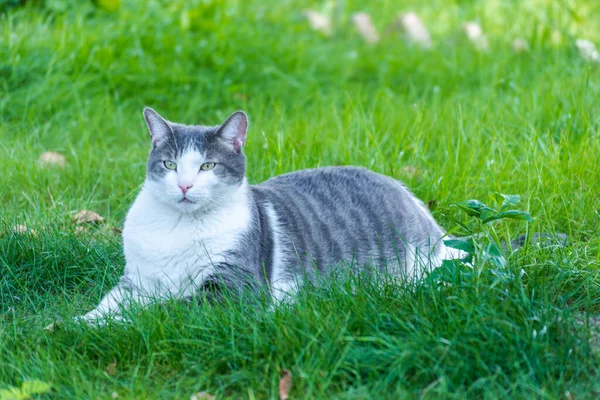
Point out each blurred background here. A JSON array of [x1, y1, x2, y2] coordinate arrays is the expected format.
[[1, 0, 599, 232]]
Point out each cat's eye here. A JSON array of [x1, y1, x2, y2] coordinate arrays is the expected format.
[[200, 162, 216, 171], [163, 160, 177, 170]]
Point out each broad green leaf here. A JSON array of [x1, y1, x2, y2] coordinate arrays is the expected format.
[[496, 210, 532, 222], [482, 243, 506, 269], [20, 380, 51, 395], [492, 193, 521, 210], [0, 388, 22, 400], [455, 200, 496, 218], [443, 237, 475, 254], [480, 208, 497, 222], [482, 210, 533, 224], [0, 380, 51, 400]]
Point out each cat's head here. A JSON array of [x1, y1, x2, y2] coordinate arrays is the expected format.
[[142, 108, 248, 214]]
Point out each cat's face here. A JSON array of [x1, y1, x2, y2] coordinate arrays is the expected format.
[[143, 108, 248, 214]]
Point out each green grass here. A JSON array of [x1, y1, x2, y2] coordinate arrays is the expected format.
[[2, 0, 600, 398]]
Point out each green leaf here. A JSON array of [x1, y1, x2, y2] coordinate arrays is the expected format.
[[425, 259, 473, 286], [0, 387, 22, 400], [482, 243, 506, 269], [20, 380, 52, 396], [455, 200, 496, 218], [0, 380, 51, 400], [482, 210, 533, 224], [480, 208, 497, 222], [492, 193, 521, 210], [443, 237, 475, 254], [497, 210, 532, 222]]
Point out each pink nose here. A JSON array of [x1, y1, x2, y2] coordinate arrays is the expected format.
[[179, 184, 193, 194]]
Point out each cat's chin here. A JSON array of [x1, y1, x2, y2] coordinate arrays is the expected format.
[[171, 199, 209, 214], [149, 193, 208, 215]]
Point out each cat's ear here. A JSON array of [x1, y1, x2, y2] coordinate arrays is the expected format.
[[216, 111, 248, 153], [143, 107, 172, 143]]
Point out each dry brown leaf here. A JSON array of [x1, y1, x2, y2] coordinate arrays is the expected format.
[[396, 12, 432, 49], [279, 369, 292, 400], [44, 321, 60, 333], [564, 391, 574, 400], [74, 226, 88, 235], [106, 360, 117, 376], [190, 392, 216, 400], [72, 210, 104, 225], [512, 38, 529, 53], [12, 224, 38, 235], [303, 10, 332, 36], [462, 22, 489, 51], [575, 39, 600, 63], [39, 151, 67, 167], [352, 12, 379, 44]]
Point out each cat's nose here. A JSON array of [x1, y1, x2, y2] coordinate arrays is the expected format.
[[179, 184, 193, 194]]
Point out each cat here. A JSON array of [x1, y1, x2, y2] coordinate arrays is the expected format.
[[76, 108, 467, 323]]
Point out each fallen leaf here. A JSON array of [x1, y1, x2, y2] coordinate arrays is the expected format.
[[352, 12, 379, 44], [12, 224, 37, 235], [39, 151, 67, 167], [394, 12, 432, 49], [512, 38, 529, 53], [74, 226, 88, 235], [44, 321, 60, 333], [191, 392, 216, 400], [279, 369, 292, 400], [106, 359, 117, 376], [462, 22, 489, 51], [564, 391, 574, 400], [303, 10, 332, 36], [575, 39, 600, 63], [72, 210, 104, 225]]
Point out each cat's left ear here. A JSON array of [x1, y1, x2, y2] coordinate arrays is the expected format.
[[217, 111, 248, 153]]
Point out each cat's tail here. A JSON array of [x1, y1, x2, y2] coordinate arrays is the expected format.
[[503, 232, 569, 252]]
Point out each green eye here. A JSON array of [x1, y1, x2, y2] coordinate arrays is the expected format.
[[200, 162, 216, 171], [163, 160, 177, 170]]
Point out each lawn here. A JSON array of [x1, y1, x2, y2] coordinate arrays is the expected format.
[[1, 0, 600, 398]]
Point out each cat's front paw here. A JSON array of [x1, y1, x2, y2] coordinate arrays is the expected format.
[[73, 314, 106, 327], [74, 310, 125, 327]]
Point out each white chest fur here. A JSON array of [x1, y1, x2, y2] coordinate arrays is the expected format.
[[121, 182, 252, 297]]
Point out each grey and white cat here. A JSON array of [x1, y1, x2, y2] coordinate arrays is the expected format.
[[77, 109, 464, 323]]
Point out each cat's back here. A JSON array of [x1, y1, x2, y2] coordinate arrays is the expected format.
[[251, 166, 445, 270], [260, 166, 390, 192], [256, 166, 414, 208]]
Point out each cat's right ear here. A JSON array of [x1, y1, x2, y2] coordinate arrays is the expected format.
[[143, 107, 172, 144]]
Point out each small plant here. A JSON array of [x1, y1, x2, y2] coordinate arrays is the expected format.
[[427, 193, 532, 286], [0, 380, 52, 400]]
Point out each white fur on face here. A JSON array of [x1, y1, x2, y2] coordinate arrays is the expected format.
[[146, 148, 232, 214]]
